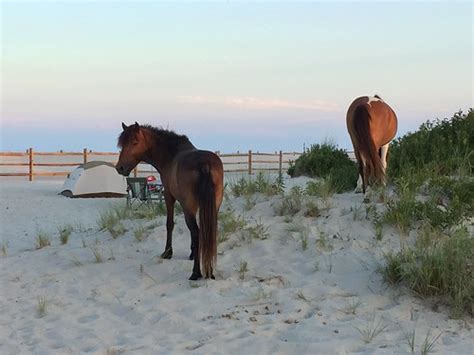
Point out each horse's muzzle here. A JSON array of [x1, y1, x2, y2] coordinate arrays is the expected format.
[[115, 165, 130, 177]]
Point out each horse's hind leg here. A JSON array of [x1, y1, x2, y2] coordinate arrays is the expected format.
[[380, 143, 389, 172], [184, 212, 202, 280], [160, 193, 175, 259]]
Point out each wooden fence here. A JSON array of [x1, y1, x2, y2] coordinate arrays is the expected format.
[[0, 149, 302, 181]]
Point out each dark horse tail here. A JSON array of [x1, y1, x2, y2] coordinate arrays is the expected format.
[[198, 164, 217, 279], [353, 104, 385, 191]]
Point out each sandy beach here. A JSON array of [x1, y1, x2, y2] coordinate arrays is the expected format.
[[0, 177, 472, 354]]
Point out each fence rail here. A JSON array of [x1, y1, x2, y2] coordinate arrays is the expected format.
[[0, 149, 303, 181]]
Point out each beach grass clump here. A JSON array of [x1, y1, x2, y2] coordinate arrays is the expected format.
[[97, 207, 127, 238], [238, 261, 248, 280], [57, 224, 73, 245], [275, 186, 304, 216], [382, 226, 473, 317], [1, 242, 7, 256], [36, 231, 51, 249], [134, 225, 148, 242], [36, 296, 47, 318], [288, 141, 358, 192], [90, 246, 104, 263], [128, 202, 168, 219], [304, 200, 320, 217], [229, 172, 283, 197], [241, 219, 270, 242], [218, 210, 247, 243], [356, 317, 388, 344]]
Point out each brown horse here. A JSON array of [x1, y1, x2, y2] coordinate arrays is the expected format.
[[346, 95, 398, 193], [116, 122, 224, 280]]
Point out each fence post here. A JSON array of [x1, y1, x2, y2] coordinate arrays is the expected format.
[[83, 148, 88, 164], [279, 150, 283, 175], [248, 150, 252, 175], [28, 147, 33, 181]]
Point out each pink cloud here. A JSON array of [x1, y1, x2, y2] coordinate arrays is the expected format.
[[177, 95, 341, 112]]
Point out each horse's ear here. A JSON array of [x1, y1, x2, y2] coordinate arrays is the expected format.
[[134, 122, 139, 128], [121, 122, 128, 130]]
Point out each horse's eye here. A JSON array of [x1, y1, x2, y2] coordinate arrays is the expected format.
[[132, 141, 139, 146]]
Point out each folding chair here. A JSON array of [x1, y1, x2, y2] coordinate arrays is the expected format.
[[126, 177, 153, 208], [126, 177, 164, 208]]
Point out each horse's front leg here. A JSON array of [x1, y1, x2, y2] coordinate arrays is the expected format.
[[161, 193, 175, 259]]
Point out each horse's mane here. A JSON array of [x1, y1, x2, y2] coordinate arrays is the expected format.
[[118, 124, 190, 148]]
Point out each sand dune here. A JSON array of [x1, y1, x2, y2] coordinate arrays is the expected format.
[[0, 179, 472, 354]]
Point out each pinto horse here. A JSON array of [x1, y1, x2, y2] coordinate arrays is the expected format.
[[346, 95, 398, 193], [116, 122, 224, 280]]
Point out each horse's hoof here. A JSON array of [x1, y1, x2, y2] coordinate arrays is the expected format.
[[160, 248, 173, 259], [189, 252, 195, 260], [189, 272, 202, 281], [210, 274, 215, 280]]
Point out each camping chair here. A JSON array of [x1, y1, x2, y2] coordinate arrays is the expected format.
[[126, 177, 163, 208]]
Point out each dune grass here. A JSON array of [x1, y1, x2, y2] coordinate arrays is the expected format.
[[57, 224, 73, 245], [383, 227, 472, 318], [218, 209, 247, 243], [36, 231, 51, 249], [229, 172, 284, 197]]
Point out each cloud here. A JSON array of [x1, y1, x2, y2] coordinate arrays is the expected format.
[[177, 95, 341, 112]]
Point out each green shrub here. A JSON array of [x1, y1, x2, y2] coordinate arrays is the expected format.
[[288, 142, 358, 192], [388, 110, 473, 179]]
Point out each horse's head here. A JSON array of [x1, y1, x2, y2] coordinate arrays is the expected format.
[[116, 122, 148, 176]]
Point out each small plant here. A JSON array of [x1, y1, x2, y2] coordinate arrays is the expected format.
[[57, 224, 73, 245], [238, 261, 248, 280], [1, 242, 7, 256], [97, 209, 120, 231], [421, 329, 442, 355], [244, 195, 256, 211], [36, 296, 47, 317], [241, 219, 270, 242], [304, 200, 320, 217], [90, 246, 104, 263], [218, 210, 247, 243], [275, 187, 303, 216], [340, 298, 362, 315], [36, 231, 51, 249], [356, 316, 387, 344], [108, 222, 126, 239], [316, 231, 332, 250], [374, 220, 383, 241], [134, 225, 148, 242], [301, 232, 308, 250], [403, 327, 416, 354], [295, 290, 310, 303]]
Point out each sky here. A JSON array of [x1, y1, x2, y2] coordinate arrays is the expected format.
[[1, 0, 472, 153]]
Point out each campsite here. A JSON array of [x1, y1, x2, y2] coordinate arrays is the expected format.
[[1, 1, 472, 355]]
